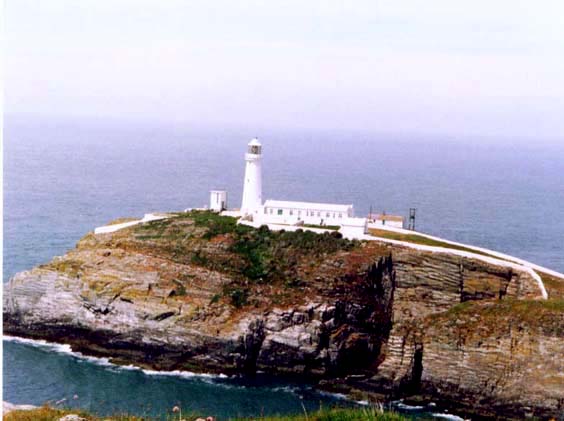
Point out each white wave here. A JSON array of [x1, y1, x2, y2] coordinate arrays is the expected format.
[[3, 335, 73, 354], [431, 413, 467, 421], [3, 335, 228, 380], [355, 400, 370, 406], [140, 368, 228, 379], [316, 390, 349, 400], [394, 402, 424, 410], [270, 386, 300, 393]]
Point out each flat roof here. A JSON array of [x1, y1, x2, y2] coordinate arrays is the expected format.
[[264, 200, 353, 213]]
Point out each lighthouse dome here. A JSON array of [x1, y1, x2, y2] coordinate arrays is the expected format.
[[248, 138, 261, 146]]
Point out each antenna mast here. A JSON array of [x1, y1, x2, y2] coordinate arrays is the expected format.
[[408, 208, 416, 231]]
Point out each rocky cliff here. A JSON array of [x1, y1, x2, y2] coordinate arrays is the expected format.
[[4, 211, 563, 419]]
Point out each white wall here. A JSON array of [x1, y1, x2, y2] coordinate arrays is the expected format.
[[368, 219, 404, 229], [240, 152, 262, 216], [259, 205, 351, 226], [210, 190, 227, 212]]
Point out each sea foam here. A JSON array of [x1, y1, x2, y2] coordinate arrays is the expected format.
[[3, 335, 228, 380]]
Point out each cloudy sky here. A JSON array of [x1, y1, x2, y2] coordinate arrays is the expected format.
[[5, 1, 564, 138]]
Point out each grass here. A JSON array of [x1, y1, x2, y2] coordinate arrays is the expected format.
[[367, 229, 496, 256], [4, 406, 93, 421], [366, 228, 538, 268], [4, 406, 408, 421], [234, 407, 407, 421], [302, 224, 340, 231]]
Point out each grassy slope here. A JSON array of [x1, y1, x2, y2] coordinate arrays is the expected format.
[[4, 406, 407, 421]]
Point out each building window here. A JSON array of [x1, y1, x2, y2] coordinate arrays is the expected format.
[[289, 210, 294, 216], [269, 208, 273, 214], [338, 213, 342, 218], [326, 212, 330, 218], [298, 210, 301, 216], [317, 212, 321, 217], [277, 209, 283, 215], [264, 208, 268, 214]]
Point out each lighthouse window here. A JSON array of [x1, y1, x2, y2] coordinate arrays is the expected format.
[[277, 209, 283, 215], [249, 145, 261, 154]]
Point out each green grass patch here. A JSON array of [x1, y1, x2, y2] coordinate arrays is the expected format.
[[229, 226, 357, 283], [302, 224, 340, 231], [190, 210, 251, 239], [367, 229, 505, 260], [235, 407, 407, 421]]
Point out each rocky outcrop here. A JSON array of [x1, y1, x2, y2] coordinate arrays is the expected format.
[[4, 212, 562, 420]]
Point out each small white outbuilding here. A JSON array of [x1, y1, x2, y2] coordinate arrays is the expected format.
[[210, 190, 228, 212]]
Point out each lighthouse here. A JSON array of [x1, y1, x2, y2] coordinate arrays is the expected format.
[[240, 138, 262, 218]]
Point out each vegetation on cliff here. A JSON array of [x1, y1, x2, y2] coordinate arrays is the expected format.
[[73, 211, 366, 309]]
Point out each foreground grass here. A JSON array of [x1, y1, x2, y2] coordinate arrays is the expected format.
[[4, 406, 408, 421], [235, 407, 407, 421]]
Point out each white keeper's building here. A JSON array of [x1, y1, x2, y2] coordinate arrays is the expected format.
[[210, 138, 404, 237], [261, 200, 353, 226]]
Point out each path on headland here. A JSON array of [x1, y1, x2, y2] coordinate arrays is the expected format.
[[3, 401, 37, 415], [94, 213, 168, 234]]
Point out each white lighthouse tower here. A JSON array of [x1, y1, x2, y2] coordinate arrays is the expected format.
[[240, 138, 262, 218]]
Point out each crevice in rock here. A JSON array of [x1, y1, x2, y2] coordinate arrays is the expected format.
[[241, 319, 265, 374]]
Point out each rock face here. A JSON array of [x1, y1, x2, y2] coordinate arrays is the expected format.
[[4, 212, 563, 420]]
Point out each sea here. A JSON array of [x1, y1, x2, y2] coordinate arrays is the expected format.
[[3, 116, 564, 420]]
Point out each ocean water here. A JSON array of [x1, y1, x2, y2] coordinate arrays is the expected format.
[[3, 116, 564, 419]]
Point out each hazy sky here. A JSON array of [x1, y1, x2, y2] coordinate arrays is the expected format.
[[5, 1, 564, 138]]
